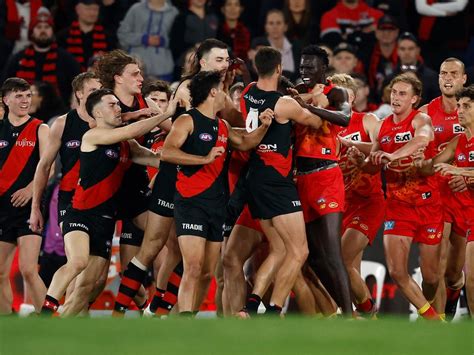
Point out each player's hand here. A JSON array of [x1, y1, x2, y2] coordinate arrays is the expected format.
[[370, 150, 392, 165], [287, 88, 307, 107], [223, 69, 236, 93], [205, 146, 225, 164], [29, 207, 44, 233], [145, 97, 164, 116], [434, 163, 461, 176], [448, 175, 467, 193], [339, 136, 352, 148], [312, 91, 329, 108], [347, 146, 365, 166], [412, 148, 426, 168], [11, 186, 33, 207], [258, 109, 274, 127]]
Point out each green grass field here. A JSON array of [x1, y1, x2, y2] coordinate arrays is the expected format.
[[1, 316, 472, 355]]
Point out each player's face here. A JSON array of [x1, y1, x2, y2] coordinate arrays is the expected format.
[[300, 55, 326, 87], [222, 0, 242, 21], [4, 89, 32, 118], [96, 94, 122, 126], [77, 78, 102, 104], [201, 48, 230, 79], [457, 97, 474, 128], [117, 63, 143, 95], [390, 82, 418, 115], [332, 52, 357, 74], [147, 91, 169, 112], [398, 39, 419, 65], [76, 3, 99, 25], [265, 12, 287, 40], [439, 61, 466, 98]]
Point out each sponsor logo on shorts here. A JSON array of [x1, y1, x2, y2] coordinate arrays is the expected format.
[[380, 136, 391, 144], [292, 200, 301, 207], [105, 149, 119, 159], [69, 222, 88, 230], [258, 143, 277, 152], [157, 199, 174, 210], [469, 151, 474, 162], [182, 223, 203, 231], [317, 197, 326, 209], [426, 227, 437, 233], [360, 223, 369, 231], [394, 131, 413, 143], [421, 191, 432, 200], [322, 148, 332, 155], [329, 202, 338, 209], [66, 140, 81, 149], [223, 225, 232, 232], [60, 210, 66, 216], [199, 133, 213, 142], [467, 229, 471, 237], [16, 138, 35, 147], [0, 140, 9, 148], [434, 126, 444, 133], [384, 221, 395, 230], [121, 233, 132, 239], [453, 124, 464, 134]]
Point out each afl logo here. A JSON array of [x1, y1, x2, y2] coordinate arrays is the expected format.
[[105, 149, 119, 159], [0, 140, 8, 148], [380, 136, 391, 144], [66, 140, 80, 148], [199, 133, 213, 142], [457, 153, 466, 162]]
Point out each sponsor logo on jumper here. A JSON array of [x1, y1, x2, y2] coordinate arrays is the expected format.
[[453, 124, 464, 134], [199, 133, 213, 142], [258, 143, 277, 152], [0, 140, 9, 148], [469, 151, 474, 162], [394, 131, 412, 143], [322, 148, 332, 155], [15, 138, 35, 147], [105, 149, 119, 159], [182, 223, 203, 231], [421, 191, 432, 200], [380, 136, 391, 144], [69, 222, 88, 230], [157, 199, 174, 210], [434, 126, 444, 133], [292, 200, 301, 207], [244, 94, 266, 106], [445, 115, 457, 121], [218, 134, 228, 143], [343, 132, 361, 141], [213, 126, 218, 132], [66, 140, 81, 148], [384, 221, 395, 230]]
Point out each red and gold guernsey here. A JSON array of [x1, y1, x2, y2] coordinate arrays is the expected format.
[[295, 84, 341, 161], [72, 141, 132, 216], [176, 108, 229, 199], [339, 112, 383, 199], [451, 133, 474, 204], [378, 109, 439, 205], [427, 96, 463, 153], [0, 117, 42, 210]]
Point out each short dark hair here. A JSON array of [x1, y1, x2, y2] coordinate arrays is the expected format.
[[456, 85, 474, 101], [185, 39, 229, 79], [277, 75, 294, 94], [96, 50, 138, 89], [72, 72, 99, 102], [142, 80, 171, 99], [189, 71, 222, 107], [301, 45, 329, 67], [1, 77, 31, 97], [255, 47, 282, 78], [229, 82, 244, 98], [85, 88, 114, 118]]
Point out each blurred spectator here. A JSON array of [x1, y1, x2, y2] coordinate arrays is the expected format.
[[117, 0, 178, 81], [367, 0, 408, 29], [57, 0, 114, 72], [283, 0, 316, 45], [332, 42, 358, 74], [361, 14, 399, 101], [229, 81, 244, 110], [217, 0, 250, 60], [383, 32, 440, 105], [351, 72, 379, 112], [29, 81, 67, 121], [320, 0, 383, 48], [170, 0, 219, 61], [264, 9, 301, 81], [372, 83, 392, 118], [318, 43, 334, 68], [2, 7, 81, 105], [245, 36, 270, 81]]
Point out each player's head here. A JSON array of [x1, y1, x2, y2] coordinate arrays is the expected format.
[[456, 85, 474, 128], [187, 39, 229, 79], [97, 50, 143, 94], [1, 77, 32, 118], [85, 88, 122, 127], [189, 70, 225, 110], [143, 80, 171, 112], [229, 82, 244, 111], [255, 46, 282, 80], [72, 72, 101, 105], [389, 73, 423, 114], [439, 58, 466, 98], [328, 73, 358, 106], [300, 45, 329, 87], [277, 75, 294, 95]]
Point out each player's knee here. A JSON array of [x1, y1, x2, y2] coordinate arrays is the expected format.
[[200, 270, 213, 285], [288, 246, 308, 266], [18, 264, 38, 282], [222, 250, 240, 273], [0, 267, 10, 281], [68, 257, 88, 274], [466, 271, 474, 287], [185, 261, 203, 281], [388, 268, 409, 285]]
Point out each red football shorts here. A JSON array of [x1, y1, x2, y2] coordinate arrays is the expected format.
[[235, 205, 263, 234], [443, 194, 474, 238], [383, 199, 443, 245], [296, 166, 345, 223], [343, 195, 386, 245]]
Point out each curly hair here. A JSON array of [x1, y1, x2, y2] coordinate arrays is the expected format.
[[96, 50, 138, 89]]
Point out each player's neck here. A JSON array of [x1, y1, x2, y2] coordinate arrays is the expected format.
[[197, 100, 215, 119], [256, 77, 278, 92], [393, 108, 413, 123], [77, 104, 94, 125], [8, 113, 29, 126], [441, 95, 457, 113], [354, 99, 367, 112], [114, 86, 135, 107]]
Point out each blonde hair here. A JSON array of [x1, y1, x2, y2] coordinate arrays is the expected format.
[[328, 73, 358, 94]]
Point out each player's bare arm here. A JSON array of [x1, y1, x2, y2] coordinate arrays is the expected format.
[[275, 96, 322, 129], [128, 139, 160, 168]]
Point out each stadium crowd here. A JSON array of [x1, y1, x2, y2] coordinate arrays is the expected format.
[[1, 0, 474, 320]]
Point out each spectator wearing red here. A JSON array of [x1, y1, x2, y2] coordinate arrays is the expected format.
[[217, 0, 250, 60], [320, 0, 383, 48], [57, 0, 114, 72], [2, 8, 81, 105]]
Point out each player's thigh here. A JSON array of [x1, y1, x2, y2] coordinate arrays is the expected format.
[[383, 234, 412, 274], [224, 225, 262, 265], [270, 211, 308, 252], [63, 231, 90, 260], [341, 228, 368, 266], [17, 235, 43, 273], [0, 241, 17, 277]]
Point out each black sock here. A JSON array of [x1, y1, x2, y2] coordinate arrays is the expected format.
[[41, 295, 60, 314], [245, 294, 262, 314], [265, 304, 282, 315], [149, 288, 166, 313]]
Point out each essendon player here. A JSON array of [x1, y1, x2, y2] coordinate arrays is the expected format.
[[293, 45, 353, 316], [331, 74, 385, 317], [419, 58, 467, 318], [416, 86, 474, 317], [0, 78, 49, 314], [30, 72, 101, 232], [160, 70, 272, 316], [238, 47, 330, 316], [41, 89, 177, 315], [350, 73, 443, 320]]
